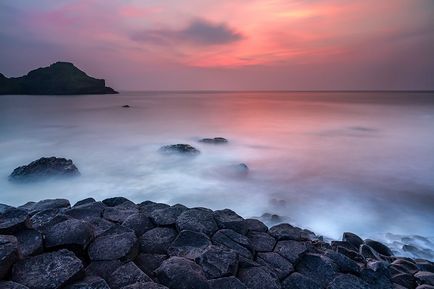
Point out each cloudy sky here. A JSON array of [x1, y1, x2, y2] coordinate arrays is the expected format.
[[1, 0, 433, 90]]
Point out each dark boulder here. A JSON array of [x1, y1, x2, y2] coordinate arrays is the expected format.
[[155, 257, 209, 289], [159, 144, 200, 155], [364, 239, 393, 256], [85, 260, 123, 281], [209, 277, 247, 289], [274, 240, 310, 263], [331, 240, 358, 252], [212, 229, 253, 259], [336, 246, 365, 263], [121, 283, 169, 289], [195, 245, 239, 279], [88, 226, 138, 261], [327, 274, 370, 289], [342, 232, 364, 249], [324, 249, 360, 274], [415, 260, 434, 273], [64, 202, 105, 221], [11, 249, 83, 289], [73, 198, 96, 207], [213, 209, 247, 235], [295, 253, 338, 288], [122, 213, 155, 236], [135, 253, 168, 277], [9, 157, 79, 182], [415, 271, 434, 286], [29, 209, 68, 231], [281, 272, 320, 289], [0, 281, 30, 289], [360, 244, 382, 260], [138, 202, 170, 216], [150, 205, 188, 226], [391, 272, 416, 288], [168, 230, 211, 259], [199, 137, 228, 144], [360, 267, 393, 289], [103, 206, 138, 223], [269, 223, 311, 241], [0, 235, 18, 279], [15, 229, 43, 257], [176, 208, 218, 236], [391, 258, 419, 274], [247, 231, 276, 252], [0, 207, 29, 234], [256, 252, 294, 280], [65, 276, 110, 289], [237, 266, 281, 289], [28, 198, 71, 214], [107, 262, 152, 289], [86, 217, 115, 237], [44, 218, 94, 249], [244, 218, 268, 232], [139, 227, 178, 254], [122, 105, 131, 108], [102, 197, 132, 207]]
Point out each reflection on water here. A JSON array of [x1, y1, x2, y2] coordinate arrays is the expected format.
[[1, 91, 434, 258]]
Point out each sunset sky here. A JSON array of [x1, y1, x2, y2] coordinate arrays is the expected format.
[[1, 0, 433, 90]]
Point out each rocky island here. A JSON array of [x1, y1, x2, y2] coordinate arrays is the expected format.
[[0, 197, 433, 289], [0, 62, 117, 95]]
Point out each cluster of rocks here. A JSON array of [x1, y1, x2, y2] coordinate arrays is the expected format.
[[1, 198, 433, 289]]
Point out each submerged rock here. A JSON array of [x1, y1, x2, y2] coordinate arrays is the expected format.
[[199, 137, 228, 144], [159, 144, 200, 155], [9, 157, 79, 182]]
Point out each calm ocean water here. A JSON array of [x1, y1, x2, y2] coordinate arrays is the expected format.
[[1, 91, 433, 258]]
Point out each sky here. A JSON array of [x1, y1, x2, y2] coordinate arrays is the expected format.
[[0, 0, 433, 90]]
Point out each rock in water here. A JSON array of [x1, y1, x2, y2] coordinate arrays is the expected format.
[[159, 144, 200, 155], [9, 157, 79, 182], [199, 137, 228, 144], [0, 62, 117, 95], [11, 249, 83, 289]]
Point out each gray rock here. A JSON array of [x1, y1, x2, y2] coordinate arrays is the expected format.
[[102, 197, 132, 207], [85, 260, 123, 281], [88, 226, 138, 261], [73, 198, 96, 207], [103, 206, 138, 223], [212, 229, 253, 259], [244, 218, 268, 232], [28, 198, 71, 214], [176, 208, 218, 236], [65, 276, 110, 289], [9, 157, 79, 182], [15, 229, 43, 257], [86, 217, 114, 237], [247, 231, 276, 252], [295, 253, 338, 288], [0, 235, 18, 279], [64, 202, 105, 221], [139, 227, 178, 254], [122, 213, 155, 236], [0, 207, 29, 234], [151, 205, 187, 226], [0, 281, 30, 289], [274, 240, 310, 263], [199, 137, 228, 144], [324, 249, 360, 274], [29, 208, 67, 231], [415, 271, 434, 286], [155, 257, 209, 289], [159, 144, 200, 155], [327, 274, 370, 289], [44, 218, 94, 249], [107, 262, 152, 289], [238, 266, 281, 289], [257, 252, 294, 280], [138, 202, 170, 217], [342, 232, 364, 249], [208, 277, 247, 289], [120, 283, 169, 289], [168, 230, 211, 259], [213, 209, 247, 235], [11, 249, 83, 289], [135, 253, 168, 277], [195, 245, 239, 279], [365, 239, 393, 256], [281, 272, 320, 289], [269, 223, 311, 241]]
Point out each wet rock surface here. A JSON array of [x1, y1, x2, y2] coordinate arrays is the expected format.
[[0, 197, 433, 289], [159, 144, 200, 155]]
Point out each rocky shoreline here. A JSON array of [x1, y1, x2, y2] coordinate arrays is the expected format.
[[1, 198, 433, 289]]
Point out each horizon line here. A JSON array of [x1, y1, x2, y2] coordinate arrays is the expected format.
[[118, 89, 434, 93]]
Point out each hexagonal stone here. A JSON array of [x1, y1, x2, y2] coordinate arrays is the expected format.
[[328, 274, 370, 289], [102, 197, 132, 207], [256, 252, 294, 280], [364, 239, 393, 256], [85, 260, 123, 281], [88, 226, 138, 261], [324, 249, 360, 274], [282, 272, 320, 289], [64, 202, 105, 221], [29, 208, 67, 231], [15, 229, 43, 257], [44, 218, 94, 249], [209, 277, 247, 289], [73, 198, 96, 207], [0, 281, 30, 289], [274, 240, 310, 263], [135, 253, 168, 277], [103, 206, 138, 223], [391, 259, 419, 274], [176, 208, 218, 236], [212, 229, 253, 259], [0, 235, 18, 279], [295, 253, 338, 288], [151, 205, 187, 226], [0, 207, 29, 234], [196, 245, 238, 279], [122, 213, 155, 236], [86, 217, 115, 237], [65, 276, 110, 289], [11, 249, 83, 289], [391, 272, 416, 288], [28, 199, 71, 214], [155, 257, 209, 289], [139, 227, 178, 254], [168, 230, 211, 259], [107, 262, 152, 289], [342, 232, 364, 249], [269, 223, 310, 241], [213, 209, 247, 235], [237, 266, 280, 289], [244, 219, 268, 233], [247, 231, 276, 252], [415, 271, 434, 286], [138, 202, 170, 216], [120, 283, 169, 289]]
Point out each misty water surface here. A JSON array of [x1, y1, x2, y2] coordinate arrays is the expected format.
[[1, 91, 433, 257]]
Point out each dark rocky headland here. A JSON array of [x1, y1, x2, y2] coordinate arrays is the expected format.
[[1, 198, 433, 289], [0, 62, 117, 95]]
